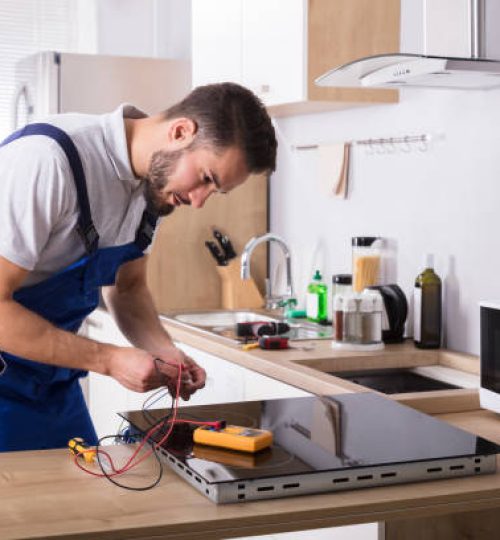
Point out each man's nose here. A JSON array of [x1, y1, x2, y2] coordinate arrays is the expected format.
[[189, 185, 215, 209]]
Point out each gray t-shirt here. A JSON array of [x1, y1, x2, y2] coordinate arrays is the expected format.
[[0, 104, 150, 287]]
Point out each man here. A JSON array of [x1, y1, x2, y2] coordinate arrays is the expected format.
[[0, 82, 277, 452]]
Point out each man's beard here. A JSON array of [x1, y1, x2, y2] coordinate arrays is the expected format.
[[143, 149, 184, 216]]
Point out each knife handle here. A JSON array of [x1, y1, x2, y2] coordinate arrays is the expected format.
[[213, 228, 237, 261], [221, 235, 236, 260], [205, 240, 227, 266]]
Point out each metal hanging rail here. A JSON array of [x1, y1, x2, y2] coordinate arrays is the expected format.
[[293, 133, 432, 151]]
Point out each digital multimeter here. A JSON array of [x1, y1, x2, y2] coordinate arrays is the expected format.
[[193, 425, 273, 453]]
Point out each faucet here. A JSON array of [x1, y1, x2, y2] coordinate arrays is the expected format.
[[241, 233, 294, 311]]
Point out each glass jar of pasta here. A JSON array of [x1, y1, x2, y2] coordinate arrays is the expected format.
[[352, 237, 383, 293]]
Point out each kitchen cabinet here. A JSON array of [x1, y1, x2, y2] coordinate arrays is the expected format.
[[192, 0, 400, 116], [81, 309, 309, 438]]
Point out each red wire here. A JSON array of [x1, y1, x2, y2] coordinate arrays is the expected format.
[[74, 361, 222, 478]]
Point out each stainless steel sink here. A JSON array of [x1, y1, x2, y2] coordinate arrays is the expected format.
[[173, 311, 277, 327], [162, 310, 333, 343]]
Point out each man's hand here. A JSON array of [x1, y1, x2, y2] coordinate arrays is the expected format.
[[105, 344, 206, 400], [154, 345, 206, 401], [105, 347, 173, 392]]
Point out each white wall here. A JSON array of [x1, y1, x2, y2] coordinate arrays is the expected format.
[[271, 87, 500, 355]]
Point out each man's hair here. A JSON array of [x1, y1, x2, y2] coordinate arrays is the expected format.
[[164, 82, 277, 174]]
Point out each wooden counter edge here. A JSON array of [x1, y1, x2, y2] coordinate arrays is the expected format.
[[3, 441, 500, 540], [160, 317, 481, 414]]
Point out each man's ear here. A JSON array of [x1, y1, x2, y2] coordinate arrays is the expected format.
[[167, 117, 198, 149]]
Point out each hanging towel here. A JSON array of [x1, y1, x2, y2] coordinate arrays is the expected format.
[[335, 142, 351, 199], [317, 142, 350, 199]]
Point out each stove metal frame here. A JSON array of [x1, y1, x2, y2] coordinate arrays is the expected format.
[[155, 442, 495, 504]]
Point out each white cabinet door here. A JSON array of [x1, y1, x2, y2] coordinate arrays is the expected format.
[[191, 0, 243, 88], [192, 0, 305, 106], [241, 0, 305, 106], [175, 342, 245, 405], [125, 343, 247, 412], [241, 364, 311, 401]]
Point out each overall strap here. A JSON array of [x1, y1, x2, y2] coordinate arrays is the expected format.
[[1, 123, 99, 254], [134, 208, 158, 251]]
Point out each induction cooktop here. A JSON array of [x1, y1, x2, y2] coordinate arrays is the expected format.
[[120, 393, 500, 504]]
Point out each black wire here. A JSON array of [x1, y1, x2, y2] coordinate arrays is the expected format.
[[96, 373, 176, 491], [96, 433, 163, 491]]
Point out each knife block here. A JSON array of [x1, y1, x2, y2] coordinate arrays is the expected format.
[[216, 259, 264, 310]]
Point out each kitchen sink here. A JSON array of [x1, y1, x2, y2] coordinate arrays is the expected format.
[[332, 368, 460, 394], [163, 310, 334, 343], [173, 310, 277, 327]]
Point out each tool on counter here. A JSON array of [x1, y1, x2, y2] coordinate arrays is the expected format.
[[213, 228, 237, 262], [242, 336, 317, 352], [242, 336, 290, 351], [193, 424, 273, 453], [236, 321, 290, 338], [68, 437, 97, 464], [205, 240, 227, 266]]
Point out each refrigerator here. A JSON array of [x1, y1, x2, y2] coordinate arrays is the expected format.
[[12, 51, 191, 129]]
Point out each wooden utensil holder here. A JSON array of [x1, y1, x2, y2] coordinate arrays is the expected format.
[[216, 259, 264, 309]]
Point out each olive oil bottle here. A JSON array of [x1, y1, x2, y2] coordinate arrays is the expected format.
[[413, 254, 442, 349]]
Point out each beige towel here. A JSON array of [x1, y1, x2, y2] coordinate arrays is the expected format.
[[317, 142, 350, 199]]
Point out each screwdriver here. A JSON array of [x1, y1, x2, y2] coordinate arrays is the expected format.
[[68, 437, 96, 464]]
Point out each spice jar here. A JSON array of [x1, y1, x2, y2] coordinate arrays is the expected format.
[[331, 290, 384, 351], [333, 294, 344, 341], [360, 291, 383, 345], [352, 237, 383, 293], [331, 274, 352, 334], [342, 295, 361, 344]]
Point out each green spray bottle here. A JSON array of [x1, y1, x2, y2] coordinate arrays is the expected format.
[[306, 270, 328, 323]]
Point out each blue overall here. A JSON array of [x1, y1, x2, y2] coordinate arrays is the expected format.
[[0, 123, 157, 452]]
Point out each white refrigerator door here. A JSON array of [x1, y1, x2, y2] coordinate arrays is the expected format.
[[13, 51, 59, 129]]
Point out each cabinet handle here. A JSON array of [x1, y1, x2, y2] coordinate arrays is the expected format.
[[252, 84, 270, 95]]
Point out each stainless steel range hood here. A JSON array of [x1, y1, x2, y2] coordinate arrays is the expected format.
[[316, 0, 500, 91]]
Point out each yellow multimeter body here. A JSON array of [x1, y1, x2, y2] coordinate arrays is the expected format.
[[193, 425, 273, 453]]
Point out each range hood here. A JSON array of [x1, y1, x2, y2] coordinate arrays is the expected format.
[[316, 0, 500, 91]]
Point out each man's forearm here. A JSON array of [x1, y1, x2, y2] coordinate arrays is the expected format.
[[0, 299, 115, 374], [103, 281, 174, 357]]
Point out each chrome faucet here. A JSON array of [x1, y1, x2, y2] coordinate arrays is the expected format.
[[241, 233, 294, 310]]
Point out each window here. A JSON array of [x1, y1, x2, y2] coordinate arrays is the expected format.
[[0, 0, 87, 139]]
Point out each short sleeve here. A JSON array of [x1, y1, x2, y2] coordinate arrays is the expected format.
[[0, 136, 74, 270]]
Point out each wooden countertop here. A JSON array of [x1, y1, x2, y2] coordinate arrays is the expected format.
[[2, 409, 500, 540], [159, 314, 481, 415], [0, 313, 496, 540]]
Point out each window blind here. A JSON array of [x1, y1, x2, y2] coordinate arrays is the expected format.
[[0, 0, 80, 139]]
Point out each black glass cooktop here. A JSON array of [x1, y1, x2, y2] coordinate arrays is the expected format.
[[333, 368, 461, 394], [121, 393, 500, 484]]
